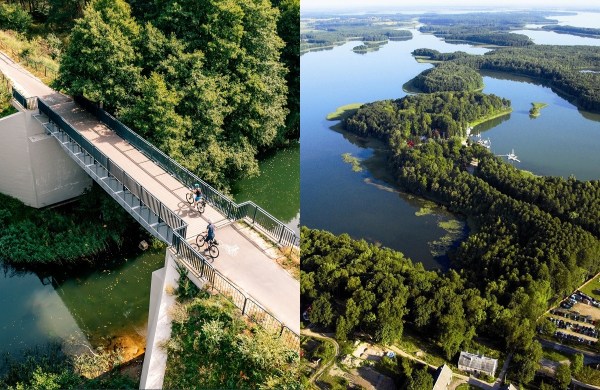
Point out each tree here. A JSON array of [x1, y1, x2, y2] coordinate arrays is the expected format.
[[119, 72, 190, 153], [55, 0, 141, 110], [555, 363, 571, 389], [407, 367, 433, 390], [272, 0, 299, 141], [571, 353, 584, 375], [309, 294, 334, 327], [0, 3, 32, 32]]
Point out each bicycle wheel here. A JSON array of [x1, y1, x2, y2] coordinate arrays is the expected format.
[[208, 244, 219, 259], [186, 193, 194, 204], [196, 234, 206, 247], [196, 201, 205, 214]]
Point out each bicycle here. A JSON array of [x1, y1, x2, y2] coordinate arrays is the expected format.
[[196, 233, 219, 259], [186, 190, 206, 213]]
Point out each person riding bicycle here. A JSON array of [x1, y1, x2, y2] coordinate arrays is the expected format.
[[192, 183, 203, 208], [206, 220, 216, 244]]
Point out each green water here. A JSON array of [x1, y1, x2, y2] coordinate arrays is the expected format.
[[232, 143, 300, 232], [52, 250, 165, 347], [0, 249, 165, 360]]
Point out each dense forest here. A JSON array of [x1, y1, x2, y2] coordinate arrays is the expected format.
[[302, 90, 600, 384], [50, 0, 297, 191], [542, 25, 600, 38], [418, 45, 600, 112], [417, 11, 560, 47], [345, 91, 509, 141], [300, 15, 413, 53], [409, 63, 483, 93], [411, 44, 600, 113]]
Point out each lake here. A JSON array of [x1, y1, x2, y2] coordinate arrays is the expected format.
[[0, 249, 164, 364], [301, 26, 600, 270]]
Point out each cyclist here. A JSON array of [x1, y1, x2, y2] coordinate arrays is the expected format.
[[203, 219, 216, 249], [192, 183, 203, 209]]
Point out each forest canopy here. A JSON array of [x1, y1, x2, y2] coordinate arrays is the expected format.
[[409, 63, 483, 93], [53, 0, 297, 191]]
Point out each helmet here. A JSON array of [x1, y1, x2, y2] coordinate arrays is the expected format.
[[194, 183, 200, 189]]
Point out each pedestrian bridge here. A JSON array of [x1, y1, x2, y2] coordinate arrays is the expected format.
[[0, 53, 299, 349]]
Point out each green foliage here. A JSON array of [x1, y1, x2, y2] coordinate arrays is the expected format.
[[345, 91, 509, 141], [0, 85, 17, 118], [407, 367, 433, 390], [411, 63, 483, 93], [574, 365, 600, 386], [448, 45, 600, 111], [542, 25, 600, 38], [301, 228, 482, 350], [56, 0, 292, 191], [0, 344, 138, 389], [538, 318, 558, 337], [273, 0, 299, 141], [0, 185, 144, 265], [54, 0, 141, 109], [163, 294, 300, 389], [301, 15, 413, 53], [571, 353, 584, 375], [174, 262, 201, 302], [555, 363, 571, 389], [0, 3, 32, 33]]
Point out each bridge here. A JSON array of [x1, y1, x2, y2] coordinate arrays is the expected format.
[[1, 51, 299, 385]]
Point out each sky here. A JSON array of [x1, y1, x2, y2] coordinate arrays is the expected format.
[[301, 0, 600, 11]]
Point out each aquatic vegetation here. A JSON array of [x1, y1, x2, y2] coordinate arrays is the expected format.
[[342, 153, 363, 172]]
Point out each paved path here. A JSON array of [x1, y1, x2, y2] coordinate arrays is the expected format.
[[0, 50, 300, 335]]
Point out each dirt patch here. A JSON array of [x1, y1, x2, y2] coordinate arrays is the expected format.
[[573, 302, 600, 322], [105, 333, 146, 362]]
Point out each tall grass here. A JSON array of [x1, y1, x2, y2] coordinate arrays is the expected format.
[[0, 30, 60, 84]]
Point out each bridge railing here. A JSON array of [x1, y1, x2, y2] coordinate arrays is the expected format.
[[38, 96, 297, 348], [171, 228, 299, 348], [9, 83, 37, 110], [38, 98, 187, 236], [73, 95, 299, 248]]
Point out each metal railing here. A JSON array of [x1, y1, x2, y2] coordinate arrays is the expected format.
[[12, 88, 37, 110], [38, 96, 299, 349], [38, 98, 187, 238], [172, 229, 299, 348], [74, 95, 299, 247]]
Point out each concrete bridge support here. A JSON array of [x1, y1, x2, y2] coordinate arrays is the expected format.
[[0, 100, 91, 207]]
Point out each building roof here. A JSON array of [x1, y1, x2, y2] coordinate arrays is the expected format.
[[502, 384, 518, 390], [433, 364, 453, 390], [458, 351, 498, 376]]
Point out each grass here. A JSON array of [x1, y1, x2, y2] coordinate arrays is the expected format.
[[468, 108, 513, 128], [394, 331, 447, 368], [1, 92, 17, 118], [457, 384, 484, 390], [164, 293, 300, 389], [415, 201, 438, 216], [341, 153, 363, 172], [542, 347, 571, 363], [326, 103, 363, 121], [529, 102, 548, 118], [579, 277, 600, 300], [0, 30, 60, 84]]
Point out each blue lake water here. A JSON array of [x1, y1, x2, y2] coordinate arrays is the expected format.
[[301, 27, 600, 270]]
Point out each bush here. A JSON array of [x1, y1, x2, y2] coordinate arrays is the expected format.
[[0, 4, 32, 33]]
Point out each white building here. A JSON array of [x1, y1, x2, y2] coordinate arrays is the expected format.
[[458, 351, 498, 378], [433, 364, 453, 390]]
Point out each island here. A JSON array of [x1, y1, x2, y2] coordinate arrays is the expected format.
[[404, 63, 484, 93], [326, 103, 363, 121], [529, 102, 548, 117]]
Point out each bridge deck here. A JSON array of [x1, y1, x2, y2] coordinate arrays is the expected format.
[[0, 52, 299, 335]]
